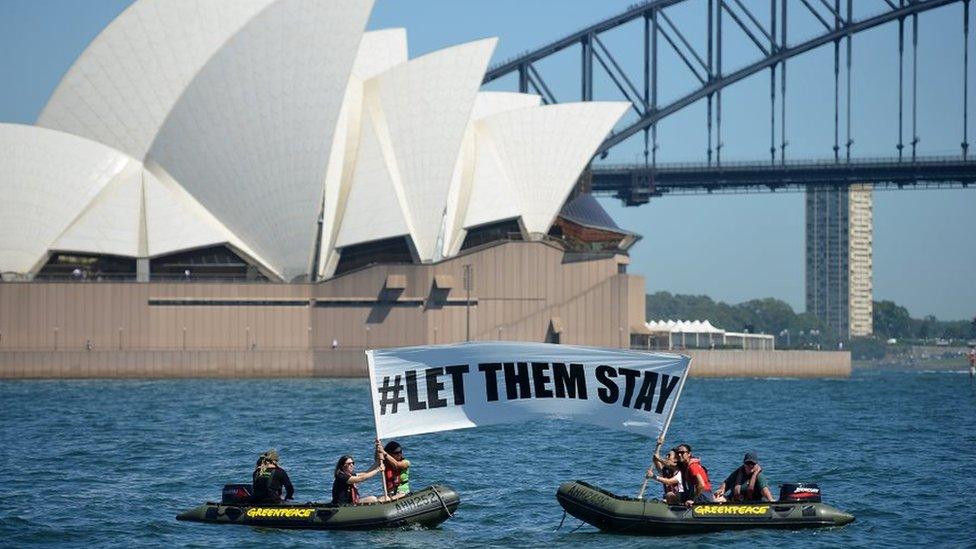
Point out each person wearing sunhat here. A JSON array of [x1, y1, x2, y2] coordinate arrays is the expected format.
[[713, 451, 775, 503], [251, 449, 294, 503]]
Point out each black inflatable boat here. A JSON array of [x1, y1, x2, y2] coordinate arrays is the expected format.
[[556, 480, 854, 535], [177, 483, 459, 530]]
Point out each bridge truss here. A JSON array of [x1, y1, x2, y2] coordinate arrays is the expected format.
[[483, 0, 976, 203]]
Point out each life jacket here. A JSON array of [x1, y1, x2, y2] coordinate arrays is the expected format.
[[385, 462, 410, 494], [682, 458, 712, 493], [252, 465, 281, 501]]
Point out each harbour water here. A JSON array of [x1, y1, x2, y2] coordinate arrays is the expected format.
[[1, 370, 974, 547]]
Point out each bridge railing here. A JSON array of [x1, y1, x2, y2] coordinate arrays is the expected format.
[[592, 155, 976, 171]]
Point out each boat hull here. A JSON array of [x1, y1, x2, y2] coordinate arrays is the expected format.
[[177, 484, 459, 530], [556, 480, 854, 536]]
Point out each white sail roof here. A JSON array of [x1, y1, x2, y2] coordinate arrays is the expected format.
[[462, 129, 521, 230], [363, 38, 497, 262], [334, 103, 412, 248], [352, 28, 409, 80], [6, 5, 633, 281], [318, 29, 410, 277], [146, 0, 373, 280], [440, 91, 542, 257], [0, 124, 130, 274], [38, 0, 276, 161], [142, 163, 265, 263], [51, 164, 144, 257], [466, 102, 629, 235], [470, 92, 541, 120]]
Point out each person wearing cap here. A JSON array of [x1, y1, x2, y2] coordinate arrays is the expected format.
[[378, 440, 411, 499], [251, 449, 294, 503], [713, 451, 775, 503]]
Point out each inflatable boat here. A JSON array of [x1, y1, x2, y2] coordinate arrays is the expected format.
[[177, 484, 459, 530], [556, 481, 854, 535]]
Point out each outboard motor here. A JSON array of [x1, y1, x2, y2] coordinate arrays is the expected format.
[[779, 483, 821, 502], [222, 484, 253, 505]]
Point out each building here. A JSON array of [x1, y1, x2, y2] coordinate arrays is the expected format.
[[0, 0, 651, 376], [805, 185, 873, 338], [641, 320, 775, 351]]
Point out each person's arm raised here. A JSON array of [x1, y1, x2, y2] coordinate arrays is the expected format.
[[348, 460, 382, 484], [382, 452, 410, 470]]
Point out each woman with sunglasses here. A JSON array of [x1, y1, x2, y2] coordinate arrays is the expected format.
[[379, 440, 411, 499], [646, 447, 684, 504], [330, 451, 382, 505]]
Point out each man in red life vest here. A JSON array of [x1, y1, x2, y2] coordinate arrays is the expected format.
[[675, 443, 714, 506]]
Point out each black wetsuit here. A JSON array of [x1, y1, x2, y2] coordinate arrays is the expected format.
[[251, 466, 294, 503]]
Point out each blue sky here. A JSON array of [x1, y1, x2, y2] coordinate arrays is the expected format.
[[1, 0, 973, 319]]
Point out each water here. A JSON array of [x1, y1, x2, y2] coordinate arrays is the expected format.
[[1, 370, 974, 547]]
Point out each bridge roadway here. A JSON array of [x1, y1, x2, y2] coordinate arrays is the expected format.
[[588, 156, 976, 204]]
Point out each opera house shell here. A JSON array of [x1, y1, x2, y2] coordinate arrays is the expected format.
[[0, 0, 628, 283], [0, 0, 652, 378]]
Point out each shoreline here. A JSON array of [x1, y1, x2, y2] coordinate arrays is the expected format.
[[0, 348, 850, 379]]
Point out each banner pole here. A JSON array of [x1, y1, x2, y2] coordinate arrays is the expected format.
[[637, 357, 692, 499], [365, 349, 389, 500]]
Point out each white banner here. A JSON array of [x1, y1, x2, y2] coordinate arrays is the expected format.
[[366, 342, 691, 439]]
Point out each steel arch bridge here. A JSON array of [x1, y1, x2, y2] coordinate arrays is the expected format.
[[483, 0, 976, 204]]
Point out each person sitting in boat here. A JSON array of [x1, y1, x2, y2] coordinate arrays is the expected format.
[[675, 444, 714, 506], [251, 449, 294, 503], [331, 453, 383, 505], [380, 440, 411, 499], [713, 451, 776, 503], [646, 447, 683, 503]]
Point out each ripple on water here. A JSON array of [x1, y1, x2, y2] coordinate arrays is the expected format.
[[2, 372, 976, 547]]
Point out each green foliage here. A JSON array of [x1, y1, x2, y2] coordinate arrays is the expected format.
[[645, 292, 973, 346], [872, 300, 913, 339], [645, 292, 833, 348], [872, 301, 971, 341], [849, 337, 887, 360]]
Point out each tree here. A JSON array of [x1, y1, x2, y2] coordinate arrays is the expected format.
[[872, 300, 913, 339]]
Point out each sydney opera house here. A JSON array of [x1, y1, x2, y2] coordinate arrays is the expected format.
[[0, 0, 651, 377]]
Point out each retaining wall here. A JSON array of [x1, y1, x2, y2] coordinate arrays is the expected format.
[[0, 348, 849, 379]]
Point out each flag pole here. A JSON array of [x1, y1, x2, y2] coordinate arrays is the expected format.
[[365, 349, 389, 500], [638, 357, 692, 499]]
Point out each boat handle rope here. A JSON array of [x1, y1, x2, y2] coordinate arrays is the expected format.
[[554, 510, 567, 531], [431, 486, 453, 518]]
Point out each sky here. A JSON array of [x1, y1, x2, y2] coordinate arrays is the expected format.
[[0, 0, 973, 320]]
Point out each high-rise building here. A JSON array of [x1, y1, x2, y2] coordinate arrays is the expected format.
[[805, 185, 873, 338]]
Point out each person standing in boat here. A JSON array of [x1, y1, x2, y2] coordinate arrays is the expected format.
[[331, 452, 383, 504], [713, 451, 776, 503], [380, 440, 411, 499], [251, 449, 294, 503], [675, 444, 714, 506], [646, 448, 683, 503]]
